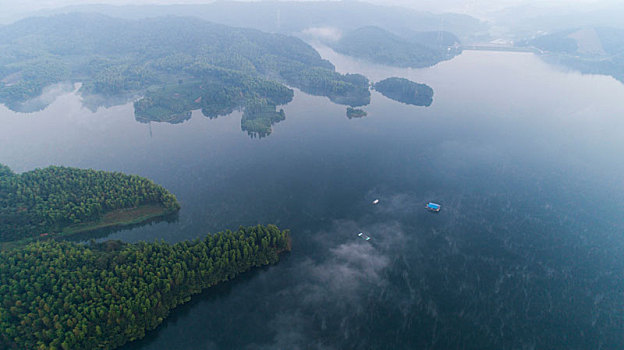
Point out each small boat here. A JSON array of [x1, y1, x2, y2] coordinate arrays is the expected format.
[[372, 199, 380, 205], [358, 232, 371, 241], [426, 202, 441, 212]]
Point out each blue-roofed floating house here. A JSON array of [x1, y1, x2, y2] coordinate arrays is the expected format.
[[426, 202, 441, 212]]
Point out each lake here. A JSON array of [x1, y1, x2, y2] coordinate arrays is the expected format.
[[1, 49, 623, 349]]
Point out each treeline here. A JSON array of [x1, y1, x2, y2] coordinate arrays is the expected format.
[[373, 77, 434, 107], [0, 224, 290, 349], [0, 164, 180, 242], [0, 13, 370, 113]]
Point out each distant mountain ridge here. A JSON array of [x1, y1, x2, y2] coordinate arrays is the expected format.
[[21, 1, 485, 42]]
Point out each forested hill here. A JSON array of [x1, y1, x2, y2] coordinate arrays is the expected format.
[[518, 27, 624, 83], [0, 224, 290, 349], [330, 26, 461, 68], [0, 13, 370, 111], [0, 164, 180, 242]]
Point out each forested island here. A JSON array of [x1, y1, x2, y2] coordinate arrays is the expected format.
[[0, 13, 371, 133], [0, 224, 291, 349], [330, 26, 461, 68], [0, 164, 180, 244], [373, 77, 434, 106]]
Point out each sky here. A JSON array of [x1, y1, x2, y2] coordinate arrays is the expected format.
[[0, 0, 618, 23]]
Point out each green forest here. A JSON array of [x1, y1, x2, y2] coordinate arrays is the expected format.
[[240, 98, 287, 138], [134, 66, 295, 135], [0, 224, 290, 349], [330, 26, 461, 68], [0, 164, 180, 243], [373, 77, 434, 106], [0, 14, 370, 115]]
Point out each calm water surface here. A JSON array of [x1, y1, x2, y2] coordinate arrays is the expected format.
[[1, 50, 623, 349]]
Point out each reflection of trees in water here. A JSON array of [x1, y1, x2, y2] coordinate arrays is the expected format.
[[0, 82, 76, 113], [80, 92, 137, 113], [373, 77, 434, 107], [136, 111, 192, 124], [63, 212, 179, 243], [132, 80, 292, 138], [241, 98, 286, 139]]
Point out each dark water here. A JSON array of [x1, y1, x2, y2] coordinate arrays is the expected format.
[[1, 50, 623, 349]]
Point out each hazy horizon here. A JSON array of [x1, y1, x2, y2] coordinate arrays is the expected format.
[[0, 0, 620, 18]]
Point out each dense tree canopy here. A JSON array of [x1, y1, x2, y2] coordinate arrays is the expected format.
[[240, 98, 286, 138], [134, 66, 294, 135], [0, 224, 290, 349], [0, 13, 370, 114], [330, 26, 461, 69], [0, 164, 180, 242], [373, 77, 434, 107]]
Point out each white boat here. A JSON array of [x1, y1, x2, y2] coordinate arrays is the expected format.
[[372, 199, 380, 205], [358, 232, 371, 241]]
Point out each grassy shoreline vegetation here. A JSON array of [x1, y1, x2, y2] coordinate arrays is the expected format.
[[0, 224, 291, 349], [0, 164, 180, 246]]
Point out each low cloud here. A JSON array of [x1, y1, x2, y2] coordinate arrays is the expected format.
[[250, 218, 410, 349], [301, 26, 342, 43]]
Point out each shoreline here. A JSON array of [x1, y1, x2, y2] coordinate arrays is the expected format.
[[0, 204, 176, 251]]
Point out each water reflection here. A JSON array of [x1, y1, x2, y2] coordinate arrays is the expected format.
[[81, 92, 137, 113], [64, 211, 179, 243], [0, 82, 75, 113]]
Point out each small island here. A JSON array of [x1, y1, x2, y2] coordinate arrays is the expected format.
[[346, 107, 367, 119], [373, 77, 434, 107], [518, 27, 624, 83], [0, 224, 291, 349], [0, 164, 180, 245]]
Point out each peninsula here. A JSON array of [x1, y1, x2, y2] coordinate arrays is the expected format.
[[0, 224, 291, 349], [0, 164, 180, 245]]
